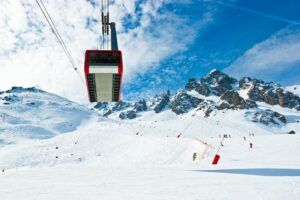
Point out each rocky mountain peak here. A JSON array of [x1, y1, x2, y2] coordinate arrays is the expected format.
[[91, 70, 299, 126], [186, 69, 238, 96], [203, 69, 237, 89], [150, 92, 170, 113], [170, 90, 202, 115]]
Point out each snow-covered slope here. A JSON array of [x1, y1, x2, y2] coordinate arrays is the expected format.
[[0, 83, 299, 200], [0, 87, 93, 145], [286, 85, 300, 96]]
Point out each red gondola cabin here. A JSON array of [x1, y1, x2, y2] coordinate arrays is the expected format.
[[84, 50, 123, 102]]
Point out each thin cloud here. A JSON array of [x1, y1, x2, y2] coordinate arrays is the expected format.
[[209, 0, 300, 25], [224, 26, 300, 85]]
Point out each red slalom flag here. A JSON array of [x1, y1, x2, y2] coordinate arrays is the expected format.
[[212, 154, 220, 165]]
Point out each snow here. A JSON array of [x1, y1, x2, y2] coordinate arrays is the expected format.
[[0, 88, 299, 199], [187, 90, 221, 102], [238, 88, 251, 99], [0, 88, 93, 144], [286, 85, 300, 96]]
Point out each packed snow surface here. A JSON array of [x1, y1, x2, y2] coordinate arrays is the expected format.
[[0, 88, 299, 200]]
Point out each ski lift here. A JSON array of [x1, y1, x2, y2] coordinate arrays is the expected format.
[[84, 0, 123, 103], [84, 50, 123, 102]]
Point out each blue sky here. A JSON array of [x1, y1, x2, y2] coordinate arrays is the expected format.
[[121, 0, 300, 99], [0, 0, 300, 103]]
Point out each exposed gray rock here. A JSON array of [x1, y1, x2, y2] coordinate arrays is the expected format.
[[94, 102, 108, 110], [210, 85, 228, 96], [103, 109, 112, 117], [119, 110, 137, 120], [134, 100, 147, 112], [264, 90, 279, 105], [197, 100, 216, 117], [220, 90, 248, 109], [195, 82, 210, 96], [288, 130, 296, 134], [186, 70, 236, 97], [171, 90, 202, 114], [216, 101, 231, 110], [151, 93, 170, 113], [247, 80, 300, 110], [202, 69, 237, 93], [185, 79, 210, 96], [276, 88, 300, 110], [111, 101, 130, 111], [5, 87, 41, 93], [239, 77, 252, 89], [93, 102, 112, 117], [119, 112, 125, 119], [247, 86, 266, 102], [245, 99, 257, 109], [246, 109, 286, 126], [127, 111, 137, 119], [3, 95, 20, 103], [191, 97, 203, 108], [185, 78, 199, 91]]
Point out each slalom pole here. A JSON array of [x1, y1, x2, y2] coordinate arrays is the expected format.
[[212, 135, 225, 165]]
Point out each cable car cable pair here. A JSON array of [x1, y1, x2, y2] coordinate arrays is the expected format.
[[84, 0, 123, 102], [36, 0, 78, 72]]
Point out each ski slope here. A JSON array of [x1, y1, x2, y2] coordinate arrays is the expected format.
[[0, 88, 299, 200]]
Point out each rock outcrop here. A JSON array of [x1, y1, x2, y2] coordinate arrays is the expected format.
[[246, 109, 286, 126], [185, 79, 210, 96], [171, 90, 202, 114], [119, 110, 137, 120], [133, 100, 147, 112], [186, 69, 237, 97], [220, 90, 257, 109], [197, 100, 216, 117], [240, 77, 300, 110], [150, 93, 170, 113]]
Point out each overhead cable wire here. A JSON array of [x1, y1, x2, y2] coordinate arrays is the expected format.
[[36, 0, 78, 71], [106, 0, 109, 50], [101, 0, 110, 50]]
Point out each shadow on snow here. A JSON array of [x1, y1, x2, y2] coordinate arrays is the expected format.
[[194, 168, 300, 177]]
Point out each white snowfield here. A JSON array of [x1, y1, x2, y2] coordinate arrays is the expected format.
[[0, 88, 300, 200], [286, 85, 300, 96]]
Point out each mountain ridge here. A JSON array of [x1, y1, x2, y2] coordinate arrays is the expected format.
[[92, 69, 300, 126]]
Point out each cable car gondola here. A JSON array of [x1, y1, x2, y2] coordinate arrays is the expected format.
[[84, 0, 123, 103], [84, 50, 123, 102]]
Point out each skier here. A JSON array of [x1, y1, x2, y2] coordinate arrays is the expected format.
[[250, 143, 253, 148], [192, 152, 197, 161]]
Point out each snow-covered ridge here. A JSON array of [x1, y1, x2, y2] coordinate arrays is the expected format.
[[0, 87, 94, 145]]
